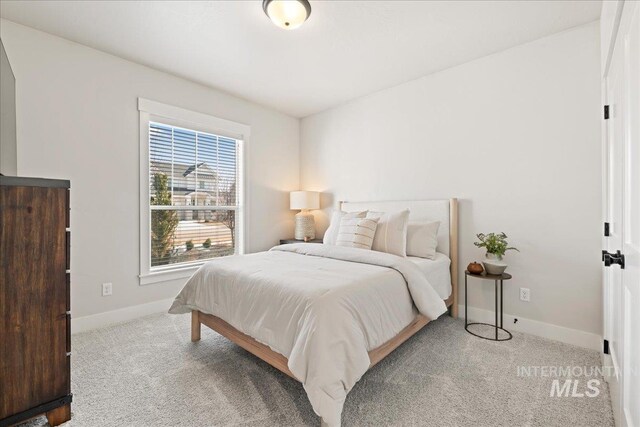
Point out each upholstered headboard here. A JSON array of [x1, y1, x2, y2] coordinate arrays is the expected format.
[[340, 199, 455, 257]]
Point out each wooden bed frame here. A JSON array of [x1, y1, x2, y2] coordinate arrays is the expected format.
[[191, 198, 458, 381]]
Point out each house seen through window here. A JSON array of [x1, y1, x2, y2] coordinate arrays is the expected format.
[[149, 121, 239, 268]]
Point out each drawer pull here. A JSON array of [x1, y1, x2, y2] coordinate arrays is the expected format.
[[66, 189, 70, 227], [66, 313, 71, 353], [66, 273, 71, 311], [66, 231, 71, 270]]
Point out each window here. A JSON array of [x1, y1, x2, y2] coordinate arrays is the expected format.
[[139, 99, 248, 285]]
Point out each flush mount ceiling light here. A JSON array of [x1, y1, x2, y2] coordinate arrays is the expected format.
[[262, 0, 311, 30]]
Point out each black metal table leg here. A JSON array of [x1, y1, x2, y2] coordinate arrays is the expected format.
[[465, 272, 468, 327], [495, 280, 498, 340], [500, 280, 504, 329]]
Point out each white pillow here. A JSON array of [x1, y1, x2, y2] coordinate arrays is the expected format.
[[406, 221, 440, 259], [323, 210, 367, 245], [366, 209, 410, 257], [336, 217, 380, 250]]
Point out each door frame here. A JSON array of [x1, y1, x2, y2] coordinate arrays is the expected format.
[[600, 1, 626, 425]]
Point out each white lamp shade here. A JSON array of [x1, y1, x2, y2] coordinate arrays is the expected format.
[[290, 191, 319, 210]]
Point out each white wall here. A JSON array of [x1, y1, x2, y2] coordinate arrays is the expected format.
[[0, 20, 299, 319], [301, 22, 602, 336], [0, 39, 17, 175]]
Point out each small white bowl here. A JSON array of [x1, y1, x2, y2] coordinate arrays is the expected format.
[[482, 262, 507, 275]]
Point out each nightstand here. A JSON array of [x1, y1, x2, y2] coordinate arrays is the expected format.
[[464, 270, 513, 341], [279, 238, 323, 244]]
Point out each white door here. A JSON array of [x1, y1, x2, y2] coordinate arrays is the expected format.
[[620, 3, 640, 424], [603, 2, 640, 426], [604, 24, 624, 424]]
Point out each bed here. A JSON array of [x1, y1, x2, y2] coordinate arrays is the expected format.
[[169, 199, 458, 426]]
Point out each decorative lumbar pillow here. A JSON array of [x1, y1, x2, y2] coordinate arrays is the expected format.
[[366, 209, 410, 257], [336, 217, 380, 250], [323, 210, 367, 245], [406, 221, 440, 259]]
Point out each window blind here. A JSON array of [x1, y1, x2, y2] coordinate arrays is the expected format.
[[149, 121, 239, 268]]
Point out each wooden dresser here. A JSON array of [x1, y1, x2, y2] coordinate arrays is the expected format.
[[0, 176, 72, 427]]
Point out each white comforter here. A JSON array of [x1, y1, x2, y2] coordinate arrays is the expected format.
[[169, 244, 447, 426]]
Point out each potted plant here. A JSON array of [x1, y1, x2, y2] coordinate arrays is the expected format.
[[474, 232, 519, 275]]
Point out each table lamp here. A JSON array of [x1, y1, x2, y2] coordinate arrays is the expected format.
[[290, 191, 319, 241]]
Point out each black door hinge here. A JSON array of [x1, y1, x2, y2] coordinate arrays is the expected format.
[[604, 105, 610, 120], [604, 222, 610, 236], [604, 339, 610, 355]]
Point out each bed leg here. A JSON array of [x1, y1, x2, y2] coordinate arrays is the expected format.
[[191, 310, 201, 342], [450, 302, 458, 319]]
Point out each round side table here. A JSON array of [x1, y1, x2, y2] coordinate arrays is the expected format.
[[464, 270, 513, 341]]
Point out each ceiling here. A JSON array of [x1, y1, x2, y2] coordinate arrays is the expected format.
[[0, 1, 600, 118]]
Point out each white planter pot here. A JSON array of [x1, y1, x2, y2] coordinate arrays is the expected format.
[[482, 253, 507, 275]]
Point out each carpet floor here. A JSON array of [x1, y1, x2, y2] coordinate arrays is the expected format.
[[20, 313, 613, 426]]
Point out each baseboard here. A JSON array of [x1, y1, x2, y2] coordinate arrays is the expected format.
[[71, 298, 174, 334], [71, 299, 601, 349], [458, 304, 601, 351]]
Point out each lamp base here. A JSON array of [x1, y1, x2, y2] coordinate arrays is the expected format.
[[295, 211, 316, 241]]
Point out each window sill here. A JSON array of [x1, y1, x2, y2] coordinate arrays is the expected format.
[[139, 264, 203, 286]]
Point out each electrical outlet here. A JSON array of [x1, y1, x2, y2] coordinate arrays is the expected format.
[[520, 287, 530, 302], [102, 282, 113, 297]]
